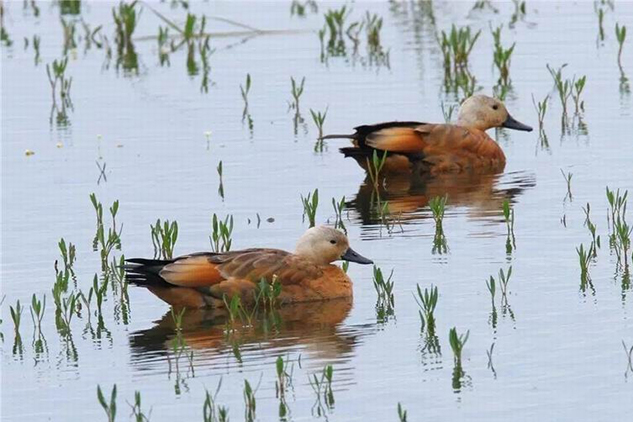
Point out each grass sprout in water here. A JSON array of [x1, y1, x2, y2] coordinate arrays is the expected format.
[[577, 243, 594, 293], [616, 23, 627, 72], [582, 203, 601, 258], [449, 327, 470, 392], [397, 403, 408, 422], [97, 384, 117, 422], [414, 284, 438, 335], [289, 76, 305, 111], [243, 378, 260, 422], [309, 364, 334, 417], [301, 188, 319, 228], [150, 219, 178, 259], [203, 379, 229, 422], [90, 193, 122, 270], [332, 195, 346, 233], [310, 107, 328, 150], [129, 391, 151, 422], [606, 187, 631, 269], [532, 94, 550, 148], [502, 199, 516, 253], [210, 213, 234, 253], [491, 25, 515, 86], [561, 169, 573, 202], [373, 266, 395, 322], [429, 195, 448, 254], [275, 355, 294, 419]]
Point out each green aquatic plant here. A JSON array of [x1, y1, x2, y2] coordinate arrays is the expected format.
[[572, 75, 587, 114], [509, 0, 527, 28], [440, 25, 481, 72], [441, 102, 457, 123], [366, 150, 388, 190], [275, 355, 293, 418], [532, 94, 549, 146], [606, 187, 630, 268], [210, 213, 234, 253], [243, 379, 258, 422], [502, 199, 516, 253], [150, 219, 178, 259], [113, 1, 139, 49], [310, 107, 328, 143], [429, 195, 448, 254], [217, 160, 224, 199], [291, 0, 318, 17], [29, 294, 46, 338], [577, 243, 593, 291], [203, 379, 229, 422], [290, 76, 305, 110], [547, 64, 572, 116], [97, 384, 117, 422], [414, 284, 438, 334], [90, 194, 122, 270], [130, 391, 151, 422], [46, 57, 73, 110], [301, 189, 319, 228], [616, 23, 627, 71], [582, 203, 601, 258], [373, 266, 395, 321], [449, 327, 470, 365], [309, 364, 335, 416], [10, 299, 23, 338], [365, 12, 383, 54], [240, 73, 252, 113], [398, 403, 408, 422], [497, 266, 513, 305], [332, 196, 347, 233], [491, 25, 515, 86], [167, 308, 195, 394]]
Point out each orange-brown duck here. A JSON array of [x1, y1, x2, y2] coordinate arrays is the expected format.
[[125, 226, 372, 309], [323, 95, 532, 175]]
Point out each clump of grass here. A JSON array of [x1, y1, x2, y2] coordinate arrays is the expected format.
[[532, 94, 549, 146], [97, 384, 117, 422], [365, 12, 384, 55], [561, 169, 573, 202], [502, 199, 516, 253], [414, 284, 438, 334], [310, 107, 328, 147], [616, 23, 627, 71], [168, 308, 195, 394], [113, 1, 140, 49], [90, 194, 122, 270], [373, 266, 395, 321], [301, 189, 319, 228], [440, 25, 481, 72], [332, 196, 346, 233], [30, 294, 46, 340], [572, 75, 587, 114], [289, 76, 305, 111], [449, 327, 470, 391], [582, 203, 601, 258], [577, 243, 593, 292], [366, 150, 388, 190], [243, 379, 258, 422], [487, 266, 514, 323], [130, 391, 151, 422], [10, 299, 23, 338], [606, 187, 630, 269], [275, 355, 293, 418], [309, 364, 334, 417], [150, 219, 178, 259], [210, 214, 234, 253], [491, 25, 515, 86], [547, 64, 572, 116], [291, 0, 318, 17], [509, 0, 527, 28], [429, 195, 448, 254], [203, 380, 229, 422], [46, 57, 73, 116]]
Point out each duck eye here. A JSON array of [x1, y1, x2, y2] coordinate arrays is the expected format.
[[492, 105, 499, 110], [330, 240, 337, 245]]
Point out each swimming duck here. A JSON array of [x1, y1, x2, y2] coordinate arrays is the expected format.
[[323, 95, 532, 175], [125, 226, 373, 309]]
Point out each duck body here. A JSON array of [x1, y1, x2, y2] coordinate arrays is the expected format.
[[326, 95, 532, 175], [338, 121, 506, 175], [125, 226, 372, 309]]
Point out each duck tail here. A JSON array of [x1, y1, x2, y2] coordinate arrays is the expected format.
[[123, 258, 174, 287], [319, 133, 356, 140]]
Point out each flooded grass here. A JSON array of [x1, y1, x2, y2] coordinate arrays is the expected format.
[[2, 1, 633, 421]]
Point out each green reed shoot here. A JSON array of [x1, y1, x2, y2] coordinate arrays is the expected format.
[[324, 5, 349, 42], [414, 284, 438, 334], [616, 23, 627, 70], [243, 379, 258, 422], [210, 213, 234, 252], [10, 299, 23, 337], [577, 243, 592, 289], [240, 73, 252, 109], [97, 384, 117, 422], [561, 170, 573, 201], [130, 391, 151, 422], [502, 199, 516, 253], [509, 0, 526, 28], [441, 101, 457, 123], [46, 57, 73, 108], [472, 0, 498, 13], [429, 195, 448, 254], [440, 25, 481, 72], [93, 274, 107, 323], [256, 276, 283, 313], [310, 108, 328, 140], [301, 188, 319, 227], [90, 193, 122, 270], [398, 403, 408, 422], [491, 25, 515, 85], [168, 308, 195, 385], [532, 94, 549, 134], [572, 75, 587, 114], [486, 275, 496, 304], [290, 76, 305, 110], [150, 219, 178, 259], [365, 12, 383, 53], [275, 355, 293, 418], [449, 327, 470, 365], [59, 238, 77, 275], [113, 0, 139, 48], [582, 203, 601, 257], [291, 0, 318, 17], [309, 364, 335, 416], [366, 150, 388, 190], [332, 196, 346, 233], [497, 266, 513, 304], [203, 379, 229, 422], [373, 266, 395, 320], [30, 294, 46, 336], [547, 63, 573, 116], [606, 187, 630, 266]]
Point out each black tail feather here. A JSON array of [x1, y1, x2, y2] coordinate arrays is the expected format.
[[124, 258, 174, 287]]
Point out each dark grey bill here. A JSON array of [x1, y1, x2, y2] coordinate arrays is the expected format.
[[502, 114, 533, 132], [341, 247, 373, 265]]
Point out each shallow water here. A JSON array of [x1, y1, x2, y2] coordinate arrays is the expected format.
[[2, 1, 633, 421]]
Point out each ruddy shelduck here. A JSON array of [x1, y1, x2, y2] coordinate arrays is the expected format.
[[323, 95, 533, 175], [125, 226, 373, 309]]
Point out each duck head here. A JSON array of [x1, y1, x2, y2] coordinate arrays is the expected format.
[[295, 226, 373, 266], [456, 95, 533, 132]]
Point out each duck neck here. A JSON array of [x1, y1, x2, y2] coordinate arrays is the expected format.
[[456, 115, 489, 132]]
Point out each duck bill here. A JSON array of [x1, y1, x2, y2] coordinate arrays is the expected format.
[[341, 247, 373, 265], [502, 114, 533, 132]]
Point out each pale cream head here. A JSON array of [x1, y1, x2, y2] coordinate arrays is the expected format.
[[295, 226, 372, 266], [456, 95, 532, 132]]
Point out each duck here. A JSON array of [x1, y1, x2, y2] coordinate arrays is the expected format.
[[322, 95, 532, 175], [124, 226, 373, 309]]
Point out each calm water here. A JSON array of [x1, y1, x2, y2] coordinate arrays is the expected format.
[[2, 1, 633, 421]]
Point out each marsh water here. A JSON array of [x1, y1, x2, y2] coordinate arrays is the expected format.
[[2, 1, 633, 421]]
